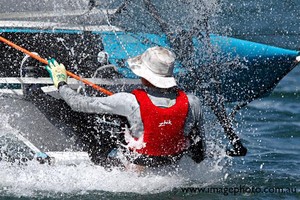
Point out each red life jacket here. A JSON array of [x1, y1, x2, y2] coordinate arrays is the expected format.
[[131, 89, 189, 156]]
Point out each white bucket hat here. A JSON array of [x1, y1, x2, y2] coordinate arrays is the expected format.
[[127, 46, 177, 88]]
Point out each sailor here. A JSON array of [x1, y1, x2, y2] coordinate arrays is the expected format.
[[46, 46, 206, 168]]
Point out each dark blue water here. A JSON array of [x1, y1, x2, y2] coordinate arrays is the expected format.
[[1, 0, 300, 199], [210, 1, 300, 198], [224, 66, 300, 199]]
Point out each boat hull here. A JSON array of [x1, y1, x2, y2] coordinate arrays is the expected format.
[[1, 26, 299, 165], [0, 28, 299, 102]]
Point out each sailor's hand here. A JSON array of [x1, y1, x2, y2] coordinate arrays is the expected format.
[[46, 59, 67, 88]]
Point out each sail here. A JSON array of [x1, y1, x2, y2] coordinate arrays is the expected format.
[[106, 0, 217, 33], [0, 0, 220, 33], [0, 0, 118, 30], [0, 0, 299, 104]]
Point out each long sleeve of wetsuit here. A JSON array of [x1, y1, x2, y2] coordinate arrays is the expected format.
[[58, 85, 139, 118]]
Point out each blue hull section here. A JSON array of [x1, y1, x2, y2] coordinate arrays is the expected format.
[[101, 32, 299, 102], [210, 35, 299, 101]]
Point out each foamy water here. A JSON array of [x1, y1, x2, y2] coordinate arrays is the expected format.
[[0, 155, 229, 198], [0, 107, 230, 198], [0, 157, 227, 197]]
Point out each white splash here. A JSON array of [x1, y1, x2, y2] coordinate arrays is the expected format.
[[0, 97, 231, 199], [0, 155, 229, 198], [0, 115, 229, 198]]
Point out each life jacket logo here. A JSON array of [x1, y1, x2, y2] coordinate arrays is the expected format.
[[158, 120, 172, 127]]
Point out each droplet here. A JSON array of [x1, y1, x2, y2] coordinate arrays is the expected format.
[[224, 173, 229, 180], [260, 163, 264, 170]]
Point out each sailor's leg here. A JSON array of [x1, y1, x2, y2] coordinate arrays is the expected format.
[[187, 125, 206, 163], [86, 114, 127, 168]]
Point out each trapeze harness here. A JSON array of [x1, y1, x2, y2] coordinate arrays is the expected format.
[[131, 89, 189, 167]]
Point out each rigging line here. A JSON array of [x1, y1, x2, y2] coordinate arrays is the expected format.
[[109, 0, 197, 43], [106, 0, 150, 31], [104, 4, 159, 46], [108, 0, 171, 33], [110, 1, 162, 42], [143, 0, 211, 40], [142, 0, 208, 53], [143, 0, 170, 34], [128, 1, 177, 32], [104, 2, 170, 48], [109, 0, 131, 21], [63, 2, 105, 32], [105, 9, 131, 59]]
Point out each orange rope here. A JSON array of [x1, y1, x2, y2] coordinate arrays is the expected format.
[[0, 36, 113, 96]]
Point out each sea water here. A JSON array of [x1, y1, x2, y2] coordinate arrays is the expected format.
[[1, 0, 300, 199], [0, 107, 230, 199]]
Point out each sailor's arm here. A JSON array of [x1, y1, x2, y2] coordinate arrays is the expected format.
[[186, 95, 206, 163], [45, 59, 137, 117], [58, 84, 136, 116]]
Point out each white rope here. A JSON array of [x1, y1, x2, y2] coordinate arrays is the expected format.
[[20, 52, 39, 78], [92, 64, 117, 78]]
